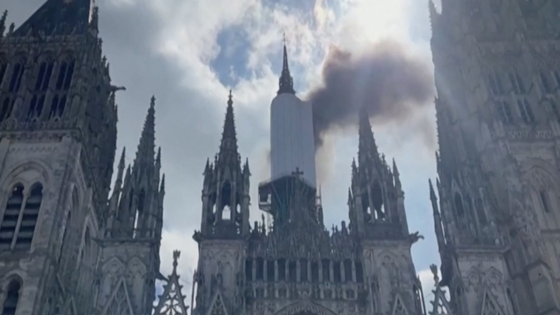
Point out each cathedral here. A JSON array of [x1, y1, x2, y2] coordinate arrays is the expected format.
[[1, 0, 560, 314]]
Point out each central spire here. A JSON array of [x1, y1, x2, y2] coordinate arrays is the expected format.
[[278, 35, 296, 95]]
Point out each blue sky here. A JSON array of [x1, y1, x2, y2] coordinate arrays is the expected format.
[[3, 0, 442, 306]]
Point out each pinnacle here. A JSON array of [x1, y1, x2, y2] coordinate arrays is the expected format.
[[278, 40, 296, 95], [218, 91, 239, 163], [133, 96, 157, 176]]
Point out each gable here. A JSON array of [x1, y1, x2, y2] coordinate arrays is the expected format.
[[101, 278, 135, 315], [391, 295, 410, 315]]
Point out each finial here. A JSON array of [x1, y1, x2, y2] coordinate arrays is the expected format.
[[150, 95, 156, 108], [228, 90, 233, 106], [173, 250, 180, 269]]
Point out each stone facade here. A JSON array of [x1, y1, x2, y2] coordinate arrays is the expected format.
[[428, 0, 560, 314], [190, 77, 427, 313], [0, 1, 172, 315]]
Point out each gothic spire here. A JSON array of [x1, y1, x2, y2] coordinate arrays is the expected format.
[[12, 0, 95, 36], [277, 37, 295, 95], [358, 106, 381, 166], [217, 90, 240, 166], [133, 96, 156, 178]]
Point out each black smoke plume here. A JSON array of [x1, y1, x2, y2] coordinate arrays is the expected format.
[[307, 40, 434, 149]]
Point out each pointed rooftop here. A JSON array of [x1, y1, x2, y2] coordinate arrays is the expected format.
[[12, 0, 94, 37], [132, 96, 156, 177], [358, 106, 381, 165], [277, 36, 296, 95], [217, 90, 240, 166], [153, 251, 189, 315]]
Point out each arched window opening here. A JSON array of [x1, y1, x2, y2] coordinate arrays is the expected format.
[[245, 259, 252, 281], [518, 99, 535, 124], [333, 261, 342, 283], [497, 100, 513, 124], [266, 260, 275, 281], [0, 184, 25, 251], [507, 288, 518, 315], [344, 259, 353, 282], [48, 95, 66, 120], [454, 193, 465, 217], [81, 227, 91, 263], [133, 190, 145, 238], [509, 72, 525, 94], [541, 72, 552, 93], [34, 60, 54, 92], [55, 59, 75, 91], [355, 261, 364, 283], [255, 258, 264, 281], [475, 197, 488, 225], [220, 181, 232, 220], [0, 97, 14, 122], [322, 259, 330, 282], [27, 96, 45, 120], [0, 60, 7, 87], [300, 259, 308, 282], [222, 205, 231, 220], [277, 259, 286, 281], [59, 211, 71, 265], [311, 261, 319, 282], [372, 181, 385, 221], [8, 61, 24, 93], [288, 261, 297, 282], [15, 183, 42, 250], [361, 191, 372, 222], [2, 280, 21, 315], [540, 190, 550, 213], [488, 72, 504, 95]]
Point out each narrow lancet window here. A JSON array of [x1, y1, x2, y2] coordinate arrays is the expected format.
[[14, 183, 42, 250], [540, 190, 550, 213], [0, 184, 24, 251], [2, 280, 21, 315], [454, 193, 465, 217]]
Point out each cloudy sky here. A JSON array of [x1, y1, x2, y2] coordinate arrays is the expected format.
[[3, 0, 442, 306]]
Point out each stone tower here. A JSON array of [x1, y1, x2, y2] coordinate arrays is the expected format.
[[191, 49, 427, 315], [429, 0, 560, 314], [0, 1, 166, 314]]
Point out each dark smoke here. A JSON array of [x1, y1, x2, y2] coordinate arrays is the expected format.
[[307, 40, 434, 149]]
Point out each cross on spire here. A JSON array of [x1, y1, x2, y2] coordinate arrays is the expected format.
[[292, 167, 304, 178]]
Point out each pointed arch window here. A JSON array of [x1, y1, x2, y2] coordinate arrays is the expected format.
[[49, 56, 75, 120], [475, 197, 488, 225], [509, 72, 525, 94], [539, 190, 550, 213], [14, 183, 43, 250], [541, 72, 552, 94], [488, 72, 504, 95], [454, 193, 465, 217], [0, 58, 7, 87], [8, 59, 25, 93], [518, 99, 535, 124], [497, 101, 513, 124], [507, 288, 518, 315], [28, 57, 54, 121], [0, 184, 24, 251], [2, 279, 21, 315], [550, 100, 560, 124]]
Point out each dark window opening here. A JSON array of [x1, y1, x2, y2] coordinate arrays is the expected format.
[[454, 193, 465, 217], [15, 183, 42, 250], [2, 280, 21, 315], [540, 190, 550, 213], [55, 60, 75, 91], [0, 97, 14, 122], [371, 181, 385, 221], [344, 259, 353, 282], [475, 197, 488, 225], [34, 61, 54, 92], [541, 72, 552, 93], [322, 259, 330, 282], [245, 259, 252, 281], [333, 262, 342, 283], [518, 99, 535, 124], [266, 260, 275, 281], [27, 96, 44, 120], [255, 258, 264, 281], [8, 62, 24, 93], [0, 184, 24, 251], [507, 288, 518, 315], [488, 73, 504, 95], [497, 101, 513, 124], [288, 261, 297, 282], [220, 181, 231, 220], [48, 95, 66, 120], [355, 261, 364, 283], [300, 259, 308, 282], [0, 62, 7, 87], [509, 72, 525, 94], [311, 261, 319, 282], [277, 259, 286, 281]]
